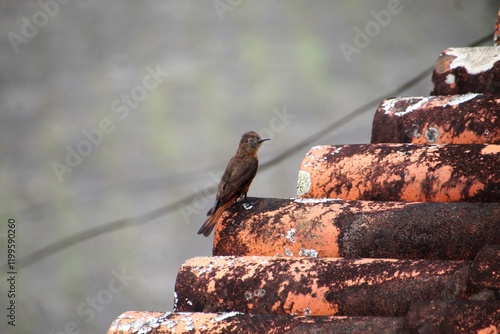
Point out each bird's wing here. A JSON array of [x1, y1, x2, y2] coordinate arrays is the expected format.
[[217, 157, 258, 205], [206, 158, 234, 216]]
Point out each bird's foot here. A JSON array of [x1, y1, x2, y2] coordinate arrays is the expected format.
[[243, 201, 254, 210], [238, 194, 256, 210]]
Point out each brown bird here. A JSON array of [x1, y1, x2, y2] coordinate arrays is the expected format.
[[197, 131, 270, 237]]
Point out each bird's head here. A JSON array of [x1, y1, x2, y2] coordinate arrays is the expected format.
[[239, 131, 270, 154]]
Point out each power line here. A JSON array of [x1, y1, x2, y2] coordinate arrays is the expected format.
[[2, 33, 492, 271]]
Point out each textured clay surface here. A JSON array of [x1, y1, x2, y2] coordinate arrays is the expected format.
[[298, 144, 500, 202], [213, 198, 500, 261], [174, 256, 470, 317], [372, 94, 500, 144], [107, 311, 406, 334]]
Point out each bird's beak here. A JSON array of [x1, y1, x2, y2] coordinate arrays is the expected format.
[[258, 138, 270, 143]]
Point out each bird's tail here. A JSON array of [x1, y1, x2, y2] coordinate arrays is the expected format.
[[197, 203, 228, 237]]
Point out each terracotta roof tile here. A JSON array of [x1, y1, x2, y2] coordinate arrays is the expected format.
[[213, 197, 500, 260], [297, 144, 500, 202], [431, 46, 500, 95], [108, 311, 407, 334], [372, 94, 500, 144], [173, 256, 470, 317]]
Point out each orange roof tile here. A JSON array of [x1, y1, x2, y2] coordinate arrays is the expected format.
[[297, 144, 500, 202], [372, 94, 500, 144]]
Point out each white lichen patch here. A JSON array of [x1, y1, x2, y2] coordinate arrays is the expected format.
[[286, 228, 296, 243], [310, 145, 327, 151], [294, 197, 335, 204], [447, 47, 500, 74], [253, 257, 270, 265], [442, 93, 479, 107], [284, 248, 294, 256], [244, 291, 253, 300], [132, 315, 162, 334], [173, 292, 178, 309], [382, 96, 424, 115], [180, 314, 195, 331], [192, 264, 214, 275], [296, 170, 311, 196], [110, 313, 135, 331], [225, 257, 235, 267], [213, 311, 243, 322], [163, 319, 178, 331], [394, 97, 430, 117], [299, 248, 319, 257], [243, 202, 253, 210], [410, 126, 421, 139], [112, 320, 132, 332], [382, 98, 399, 114], [254, 288, 266, 297], [424, 127, 439, 143], [445, 73, 455, 84]]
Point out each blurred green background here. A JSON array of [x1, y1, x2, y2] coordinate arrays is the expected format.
[[0, 1, 497, 333]]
